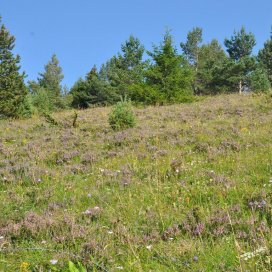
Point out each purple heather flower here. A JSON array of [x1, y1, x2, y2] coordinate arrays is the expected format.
[[193, 256, 199, 262]]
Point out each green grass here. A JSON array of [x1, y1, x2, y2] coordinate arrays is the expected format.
[[0, 93, 272, 271]]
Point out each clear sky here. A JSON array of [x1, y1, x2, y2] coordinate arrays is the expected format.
[[1, 0, 272, 88]]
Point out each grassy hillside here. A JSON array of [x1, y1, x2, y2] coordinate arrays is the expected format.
[[0, 94, 272, 271]]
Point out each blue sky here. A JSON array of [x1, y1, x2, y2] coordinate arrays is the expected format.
[[1, 0, 272, 87]]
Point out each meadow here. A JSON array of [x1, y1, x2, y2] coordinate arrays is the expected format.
[[0, 93, 272, 271]]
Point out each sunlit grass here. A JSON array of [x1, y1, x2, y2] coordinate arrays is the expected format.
[[0, 93, 272, 271]]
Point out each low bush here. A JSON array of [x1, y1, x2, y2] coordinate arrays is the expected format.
[[108, 99, 136, 130]]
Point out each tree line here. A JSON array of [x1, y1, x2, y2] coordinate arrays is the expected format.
[[0, 16, 271, 118]]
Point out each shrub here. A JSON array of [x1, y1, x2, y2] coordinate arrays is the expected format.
[[53, 94, 73, 110], [31, 87, 52, 113], [108, 99, 136, 130], [18, 94, 35, 118], [128, 84, 162, 105]]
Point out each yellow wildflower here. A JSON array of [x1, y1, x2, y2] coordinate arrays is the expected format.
[[20, 262, 30, 272]]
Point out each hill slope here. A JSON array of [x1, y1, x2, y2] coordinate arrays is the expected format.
[[0, 94, 272, 271]]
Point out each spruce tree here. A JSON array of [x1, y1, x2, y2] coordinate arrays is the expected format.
[[71, 65, 117, 108], [146, 30, 193, 102], [0, 17, 27, 118]]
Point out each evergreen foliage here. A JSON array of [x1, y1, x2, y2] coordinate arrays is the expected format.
[[145, 30, 193, 103], [38, 54, 63, 96], [0, 17, 27, 118], [108, 98, 136, 130], [224, 26, 256, 61], [196, 39, 227, 94], [71, 66, 118, 108], [258, 30, 272, 84], [99, 35, 147, 98], [180, 27, 203, 67], [224, 27, 257, 93], [249, 67, 271, 92], [1, 17, 271, 119], [27, 54, 69, 113]]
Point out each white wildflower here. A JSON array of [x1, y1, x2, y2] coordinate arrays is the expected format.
[[240, 247, 267, 261], [50, 259, 58, 265]]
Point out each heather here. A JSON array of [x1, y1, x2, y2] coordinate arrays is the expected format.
[[0, 93, 272, 271]]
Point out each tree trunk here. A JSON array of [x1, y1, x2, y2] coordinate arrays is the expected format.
[[239, 80, 242, 94]]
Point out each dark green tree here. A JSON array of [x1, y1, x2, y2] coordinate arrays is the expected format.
[[224, 27, 256, 93], [211, 56, 256, 93], [71, 65, 118, 108], [224, 27, 256, 61], [0, 17, 27, 118], [196, 39, 227, 94], [146, 30, 193, 102], [99, 35, 147, 98], [99, 56, 123, 90], [258, 29, 272, 84]]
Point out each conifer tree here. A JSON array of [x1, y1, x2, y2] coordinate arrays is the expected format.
[[146, 30, 193, 102], [71, 65, 117, 108], [0, 17, 27, 118], [197, 39, 227, 94], [224, 27, 256, 61], [258, 29, 272, 84], [38, 54, 64, 108], [224, 27, 256, 93], [180, 27, 203, 69], [99, 35, 147, 98], [180, 27, 203, 94]]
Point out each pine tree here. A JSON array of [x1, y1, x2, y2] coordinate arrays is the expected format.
[[180, 27, 203, 94], [38, 54, 64, 108], [180, 27, 203, 68], [224, 27, 256, 61], [0, 17, 27, 118], [99, 35, 147, 98], [258, 29, 272, 84], [212, 56, 256, 94], [197, 39, 227, 94], [224, 27, 256, 93]]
